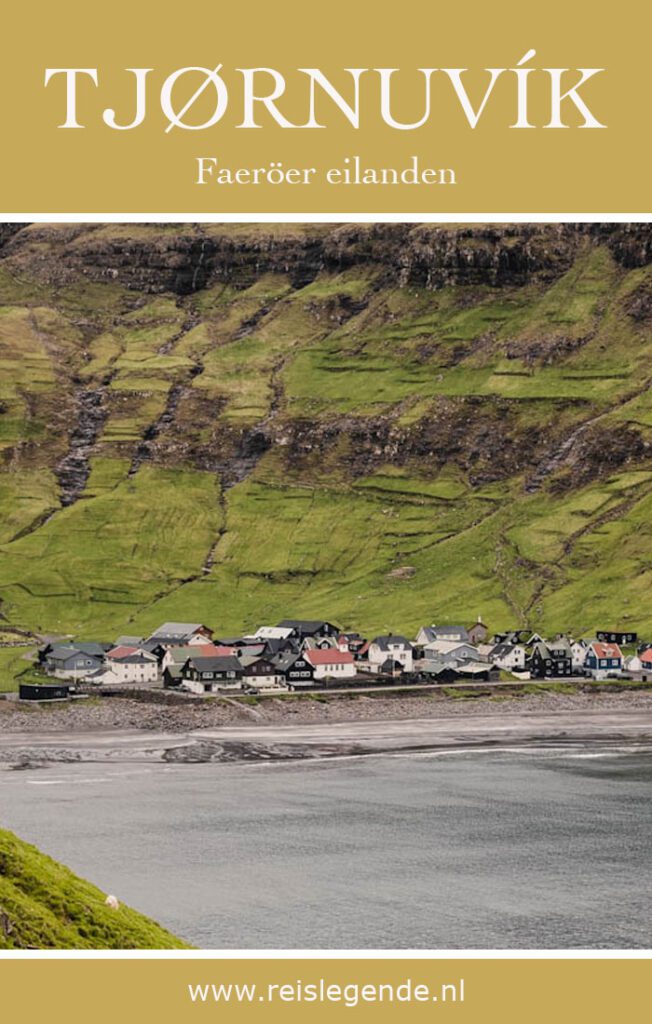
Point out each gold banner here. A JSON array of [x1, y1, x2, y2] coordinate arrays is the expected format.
[[2, 0, 650, 213], [1, 958, 650, 1022]]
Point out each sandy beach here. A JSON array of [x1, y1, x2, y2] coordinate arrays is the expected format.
[[1, 689, 652, 767]]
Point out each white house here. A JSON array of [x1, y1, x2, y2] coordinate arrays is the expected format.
[[305, 649, 356, 681], [489, 643, 526, 671], [571, 640, 589, 672], [105, 647, 159, 685], [367, 635, 414, 673]]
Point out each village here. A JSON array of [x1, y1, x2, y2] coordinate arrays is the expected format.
[[22, 617, 652, 700]]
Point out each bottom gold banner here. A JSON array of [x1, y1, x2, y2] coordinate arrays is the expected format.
[[0, 958, 649, 1023]]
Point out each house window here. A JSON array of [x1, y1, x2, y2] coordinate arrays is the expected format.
[[600, 659, 606, 668]]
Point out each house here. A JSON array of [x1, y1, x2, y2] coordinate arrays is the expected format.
[[181, 655, 243, 694], [625, 649, 652, 675], [527, 640, 573, 678], [277, 619, 340, 639], [44, 645, 105, 679], [414, 659, 461, 683], [571, 640, 589, 672], [161, 643, 236, 671], [104, 646, 160, 685], [337, 633, 367, 656], [489, 642, 526, 672], [467, 617, 489, 645], [304, 648, 356, 681], [422, 640, 480, 663], [415, 625, 470, 645], [19, 682, 74, 701], [368, 635, 414, 673], [584, 641, 623, 678], [241, 656, 284, 692], [303, 636, 337, 651], [272, 652, 316, 688], [493, 630, 544, 647], [148, 622, 213, 646]]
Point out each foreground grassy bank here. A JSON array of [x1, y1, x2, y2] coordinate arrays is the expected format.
[[0, 829, 189, 949]]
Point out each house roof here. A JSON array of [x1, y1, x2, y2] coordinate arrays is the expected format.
[[426, 626, 470, 641], [107, 645, 139, 659], [490, 643, 517, 657], [47, 645, 103, 663], [371, 635, 413, 651], [640, 649, 652, 665], [184, 655, 243, 673], [150, 622, 210, 639], [106, 645, 158, 664], [305, 649, 354, 666], [590, 641, 623, 659], [272, 652, 306, 671], [277, 619, 338, 634], [253, 626, 294, 640], [167, 644, 235, 663]]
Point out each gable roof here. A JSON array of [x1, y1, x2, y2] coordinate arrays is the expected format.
[[253, 626, 294, 640], [430, 625, 470, 639], [305, 649, 354, 666], [371, 635, 413, 651], [590, 641, 623, 660], [149, 622, 210, 639], [183, 655, 243, 674], [277, 619, 338, 634], [47, 645, 103, 663], [167, 644, 235, 663]]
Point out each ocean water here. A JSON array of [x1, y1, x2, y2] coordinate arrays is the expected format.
[[1, 748, 650, 949]]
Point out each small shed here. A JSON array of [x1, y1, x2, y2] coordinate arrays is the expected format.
[[19, 682, 73, 701]]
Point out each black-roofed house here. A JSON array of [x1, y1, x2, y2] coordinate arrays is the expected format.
[[277, 619, 340, 639], [272, 652, 316, 689], [527, 639, 573, 678], [368, 635, 414, 674], [241, 656, 284, 692], [181, 655, 243, 694]]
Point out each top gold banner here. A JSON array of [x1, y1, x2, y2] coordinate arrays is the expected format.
[[4, 0, 650, 214]]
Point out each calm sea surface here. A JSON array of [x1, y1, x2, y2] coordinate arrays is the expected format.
[[1, 748, 650, 948]]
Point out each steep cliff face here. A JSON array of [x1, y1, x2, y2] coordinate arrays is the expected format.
[[0, 223, 650, 641], [3, 223, 649, 295]]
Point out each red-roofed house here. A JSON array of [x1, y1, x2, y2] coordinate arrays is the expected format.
[[305, 648, 356, 681], [585, 640, 623, 677], [105, 646, 159, 685]]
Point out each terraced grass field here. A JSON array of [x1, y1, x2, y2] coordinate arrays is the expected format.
[[0, 223, 650, 686]]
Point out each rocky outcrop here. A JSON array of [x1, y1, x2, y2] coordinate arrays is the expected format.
[[2, 223, 649, 297], [55, 387, 107, 506]]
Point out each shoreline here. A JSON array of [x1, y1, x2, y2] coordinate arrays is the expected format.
[[2, 690, 652, 768]]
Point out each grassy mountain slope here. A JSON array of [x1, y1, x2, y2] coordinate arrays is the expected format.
[[0, 828, 188, 949], [0, 224, 651, 665]]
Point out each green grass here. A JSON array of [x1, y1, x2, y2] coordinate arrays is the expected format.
[[0, 828, 189, 949], [0, 228, 651, 641]]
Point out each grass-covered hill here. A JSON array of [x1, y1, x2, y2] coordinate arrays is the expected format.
[[0, 828, 188, 948], [0, 222, 651, 666]]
